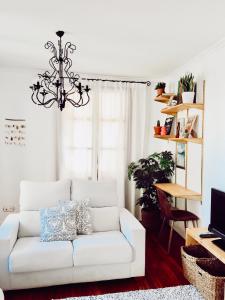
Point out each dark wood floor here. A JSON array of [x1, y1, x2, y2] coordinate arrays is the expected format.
[[5, 226, 188, 300]]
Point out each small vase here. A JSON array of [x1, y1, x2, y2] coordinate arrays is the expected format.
[[182, 92, 195, 103], [154, 126, 161, 135]]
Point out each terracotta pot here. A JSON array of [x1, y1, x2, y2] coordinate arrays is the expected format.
[[141, 208, 160, 231], [160, 126, 167, 136], [156, 88, 165, 96], [154, 126, 161, 135]]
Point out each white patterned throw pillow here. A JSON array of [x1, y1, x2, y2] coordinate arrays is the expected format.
[[40, 205, 77, 242], [59, 199, 93, 235], [76, 199, 93, 235]]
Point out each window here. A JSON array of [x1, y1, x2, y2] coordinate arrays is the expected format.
[[61, 85, 127, 181]]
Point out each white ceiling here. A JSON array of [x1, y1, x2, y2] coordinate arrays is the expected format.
[[1, 0, 225, 78]]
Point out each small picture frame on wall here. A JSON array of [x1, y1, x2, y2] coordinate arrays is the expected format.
[[176, 143, 186, 169], [4, 118, 26, 146]]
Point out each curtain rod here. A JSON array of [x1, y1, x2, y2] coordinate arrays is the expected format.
[[81, 77, 151, 86]]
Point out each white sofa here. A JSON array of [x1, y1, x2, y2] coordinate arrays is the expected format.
[[0, 179, 145, 290]]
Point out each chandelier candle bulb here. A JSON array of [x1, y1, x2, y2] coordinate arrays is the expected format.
[[30, 30, 90, 111]]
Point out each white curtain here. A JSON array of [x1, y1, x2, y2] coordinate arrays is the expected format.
[[57, 80, 151, 216]]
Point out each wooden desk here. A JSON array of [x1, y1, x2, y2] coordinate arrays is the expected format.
[[154, 183, 202, 201], [186, 227, 225, 264]]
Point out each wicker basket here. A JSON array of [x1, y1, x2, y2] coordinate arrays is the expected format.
[[181, 245, 215, 285], [196, 259, 225, 300]]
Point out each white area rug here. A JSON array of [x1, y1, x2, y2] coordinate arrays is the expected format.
[[56, 285, 204, 300]]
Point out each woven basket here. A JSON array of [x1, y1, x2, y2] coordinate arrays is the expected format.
[[196, 259, 225, 300], [181, 245, 215, 285]]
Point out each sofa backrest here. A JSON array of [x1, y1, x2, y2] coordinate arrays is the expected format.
[[20, 179, 71, 211], [72, 179, 118, 207], [18, 179, 71, 237], [18, 179, 120, 238]]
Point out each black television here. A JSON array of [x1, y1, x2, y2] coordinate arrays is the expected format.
[[208, 188, 225, 251]]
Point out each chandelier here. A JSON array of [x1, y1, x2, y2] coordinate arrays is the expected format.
[[30, 31, 91, 111]]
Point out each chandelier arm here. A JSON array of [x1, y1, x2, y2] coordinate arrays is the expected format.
[[41, 79, 57, 97], [64, 81, 77, 96], [35, 91, 47, 105], [64, 58, 77, 86], [41, 98, 57, 108], [35, 90, 57, 107], [49, 56, 59, 74], [81, 92, 90, 106], [64, 42, 76, 59], [66, 91, 90, 107], [66, 96, 84, 107], [31, 91, 45, 106], [31, 91, 39, 105], [45, 41, 58, 58]]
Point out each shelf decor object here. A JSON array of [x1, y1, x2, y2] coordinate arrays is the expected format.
[[30, 31, 91, 111]]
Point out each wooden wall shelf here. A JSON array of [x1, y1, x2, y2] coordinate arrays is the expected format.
[[154, 135, 203, 144], [161, 103, 204, 115], [186, 228, 225, 265], [154, 94, 176, 104], [154, 97, 170, 103], [169, 138, 203, 144], [154, 183, 202, 201], [154, 135, 175, 140]]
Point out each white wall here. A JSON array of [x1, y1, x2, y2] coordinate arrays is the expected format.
[[149, 39, 225, 236], [0, 67, 57, 223]]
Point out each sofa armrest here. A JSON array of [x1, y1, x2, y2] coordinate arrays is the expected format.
[[120, 208, 145, 277], [0, 214, 19, 290]]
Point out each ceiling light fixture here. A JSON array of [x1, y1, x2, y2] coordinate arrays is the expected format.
[[30, 30, 90, 111]]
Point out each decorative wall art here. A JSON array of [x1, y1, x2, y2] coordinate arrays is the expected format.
[[185, 115, 198, 138], [4, 118, 26, 146], [176, 143, 186, 169]]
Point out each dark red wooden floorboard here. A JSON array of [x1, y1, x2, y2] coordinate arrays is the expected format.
[[5, 227, 188, 300]]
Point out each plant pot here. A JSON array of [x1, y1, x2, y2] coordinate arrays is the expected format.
[[154, 126, 161, 135], [160, 126, 167, 136], [182, 92, 195, 103], [141, 208, 160, 231], [156, 88, 165, 96]]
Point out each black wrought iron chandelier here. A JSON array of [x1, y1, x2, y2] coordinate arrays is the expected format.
[[30, 31, 90, 111]]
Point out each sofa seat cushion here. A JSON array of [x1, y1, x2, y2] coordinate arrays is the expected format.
[[9, 237, 73, 273], [72, 231, 133, 266]]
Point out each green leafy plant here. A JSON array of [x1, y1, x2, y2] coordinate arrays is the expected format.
[[155, 82, 166, 90], [128, 151, 174, 210], [179, 73, 195, 92]]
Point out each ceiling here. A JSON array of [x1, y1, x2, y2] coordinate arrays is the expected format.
[[1, 0, 225, 78]]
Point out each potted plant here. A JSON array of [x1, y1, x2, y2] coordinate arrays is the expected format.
[[154, 120, 161, 135], [155, 82, 166, 96], [179, 73, 196, 103], [128, 151, 174, 231]]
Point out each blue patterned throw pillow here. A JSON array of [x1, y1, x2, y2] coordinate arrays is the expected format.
[[40, 205, 77, 242]]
